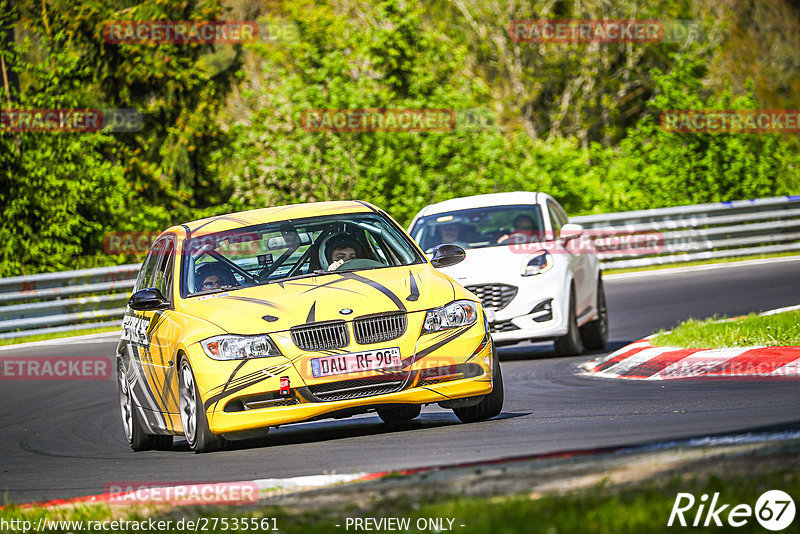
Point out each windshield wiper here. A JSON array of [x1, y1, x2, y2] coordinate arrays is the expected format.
[[267, 270, 330, 284], [192, 284, 240, 297]]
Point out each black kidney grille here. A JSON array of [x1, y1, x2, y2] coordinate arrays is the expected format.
[[465, 284, 518, 310], [353, 313, 407, 345], [291, 321, 349, 351]]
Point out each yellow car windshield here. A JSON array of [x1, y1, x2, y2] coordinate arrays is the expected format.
[[182, 213, 424, 297]]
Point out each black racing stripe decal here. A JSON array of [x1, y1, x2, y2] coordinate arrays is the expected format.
[[204, 373, 272, 410], [339, 272, 406, 312], [226, 295, 289, 312], [306, 301, 316, 323], [403, 326, 470, 367], [466, 333, 492, 362], [139, 338, 173, 420], [292, 278, 366, 296], [214, 358, 250, 401], [406, 270, 419, 302], [206, 363, 291, 396], [204, 362, 292, 410]]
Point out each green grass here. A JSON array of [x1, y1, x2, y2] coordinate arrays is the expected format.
[[0, 326, 119, 347], [652, 310, 800, 349], [2, 461, 798, 533], [604, 251, 800, 275]]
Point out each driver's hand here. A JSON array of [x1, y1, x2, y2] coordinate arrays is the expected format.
[[328, 259, 345, 271]]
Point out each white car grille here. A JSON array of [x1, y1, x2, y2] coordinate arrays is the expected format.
[[465, 283, 518, 310]]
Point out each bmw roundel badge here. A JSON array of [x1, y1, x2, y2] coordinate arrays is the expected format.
[[339, 308, 353, 315]]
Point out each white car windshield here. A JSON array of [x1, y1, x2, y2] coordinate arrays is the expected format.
[[410, 205, 545, 252]]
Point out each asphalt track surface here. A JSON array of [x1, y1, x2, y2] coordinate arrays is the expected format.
[[1, 259, 799, 503]]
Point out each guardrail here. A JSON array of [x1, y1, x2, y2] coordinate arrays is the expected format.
[[1, 195, 798, 340], [0, 265, 139, 340], [572, 195, 800, 269]]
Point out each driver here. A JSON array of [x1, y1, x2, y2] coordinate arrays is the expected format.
[[498, 214, 537, 244], [195, 262, 236, 292], [325, 235, 363, 271]]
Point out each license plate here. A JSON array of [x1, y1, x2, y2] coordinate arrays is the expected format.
[[310, 347, 402, 378]]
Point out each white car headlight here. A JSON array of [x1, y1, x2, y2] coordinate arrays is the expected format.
[[521, 251, 553, 276], [200, 334, 282, 360], [422, 300, 479, 334]]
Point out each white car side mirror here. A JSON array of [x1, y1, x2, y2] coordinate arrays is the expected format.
[[559, 223, 583, 241]]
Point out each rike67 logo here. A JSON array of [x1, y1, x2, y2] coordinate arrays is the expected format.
[[668, 490, 796, 531]]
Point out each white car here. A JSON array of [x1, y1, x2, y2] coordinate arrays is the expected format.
[[409, 192, 607, 356]]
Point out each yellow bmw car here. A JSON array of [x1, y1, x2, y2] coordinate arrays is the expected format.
[[117, 201, 503, 452]]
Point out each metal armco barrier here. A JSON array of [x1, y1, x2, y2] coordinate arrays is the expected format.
[[1, 196, 799, 340], [0, 264, 139, 340], [572, 195, 800, 269]]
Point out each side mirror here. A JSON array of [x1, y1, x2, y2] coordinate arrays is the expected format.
[[128, 287, 170, 311], [559, 223, 583, 242], [431, 244, 466, 268]]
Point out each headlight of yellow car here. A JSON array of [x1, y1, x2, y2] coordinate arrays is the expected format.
[[200, 334, 282, 360], [422, 300, 479, 334]]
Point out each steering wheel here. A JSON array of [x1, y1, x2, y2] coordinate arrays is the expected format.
[[331, 258, 385, 271]]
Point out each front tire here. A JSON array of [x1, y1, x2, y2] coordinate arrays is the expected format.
[[554, 287, 584, 357], [118, 362, 173, 451], [377, 405, 421, 423], [179, 358, 225, 453], [580, 278, 608, 351], [453, 349, 504, 423]]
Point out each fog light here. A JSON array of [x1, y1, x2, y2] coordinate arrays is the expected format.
[[530, 299, 553, 322]]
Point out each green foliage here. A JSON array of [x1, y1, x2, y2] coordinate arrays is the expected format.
[[0, 0, 243, 275], [222, 0, 609, 226], [596, 54, 800, 211], [652, 310, 800, 348], [1, 0, 799, 275]]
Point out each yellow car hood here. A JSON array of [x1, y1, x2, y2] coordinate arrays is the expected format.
[[179, 264, 463, 334]]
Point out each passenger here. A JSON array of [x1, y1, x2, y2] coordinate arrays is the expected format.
[[439, 222, 462, 245]]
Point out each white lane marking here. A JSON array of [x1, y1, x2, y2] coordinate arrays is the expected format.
[[604, 255, 800, 281], [636, 430, 800, 451], [652, 347, 750, 379], [760, 304, 800, 316], [254, 473, 367, 493]]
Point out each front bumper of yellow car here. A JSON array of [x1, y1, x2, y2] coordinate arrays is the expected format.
[[183, 315, 494, 435]]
